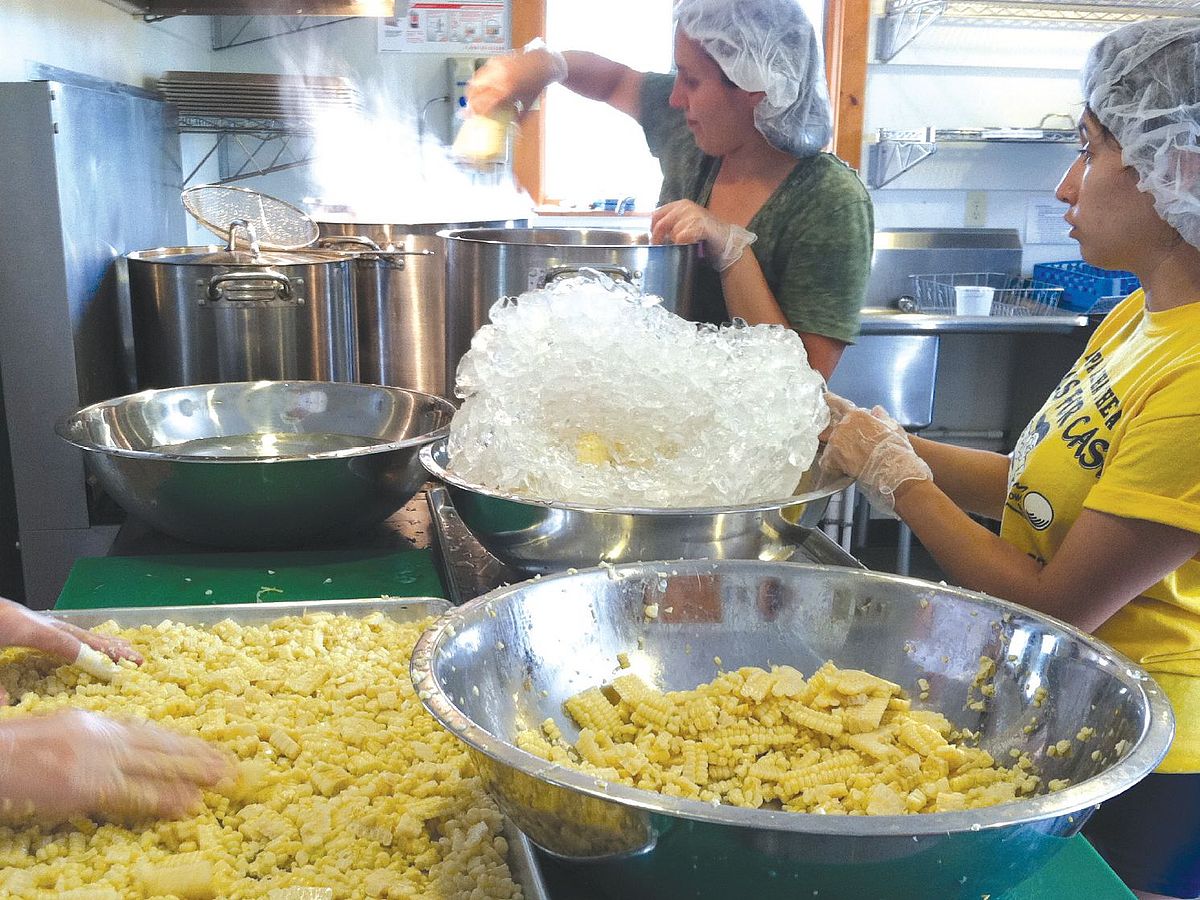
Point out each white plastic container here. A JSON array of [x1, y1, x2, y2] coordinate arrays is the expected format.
[[954, 284, 995, 315]]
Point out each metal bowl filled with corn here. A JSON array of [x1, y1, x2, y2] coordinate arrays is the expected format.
[[411, 559, 1174, 900]]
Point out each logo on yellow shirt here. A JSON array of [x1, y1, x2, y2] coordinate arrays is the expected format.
[[1006, 481, 1055, 531]]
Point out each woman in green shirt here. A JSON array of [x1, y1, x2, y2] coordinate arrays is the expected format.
[[467, 0, 873, 380]]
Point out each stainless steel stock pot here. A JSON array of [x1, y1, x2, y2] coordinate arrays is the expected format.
[[127, 246, 356, 389], [439, 228, 700, 388], [315, 218, 527, 397]]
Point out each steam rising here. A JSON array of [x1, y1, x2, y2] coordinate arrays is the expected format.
[[306, 98, 533, 224], [273, 40, 532, 225]]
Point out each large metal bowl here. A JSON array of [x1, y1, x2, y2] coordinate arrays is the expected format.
[[412, 560, 1174, 900], [57, 381, 454, 547], [420, 439, 852, 572]]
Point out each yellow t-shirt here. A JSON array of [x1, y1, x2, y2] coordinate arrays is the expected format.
[[1001, 290, 1200, 772]]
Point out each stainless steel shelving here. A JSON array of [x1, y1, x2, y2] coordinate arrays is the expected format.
[[177, 115, 319, 184], [878, 0, 1198, 61], [160, 71, 362, 184], [868, 126, 1077, 187]]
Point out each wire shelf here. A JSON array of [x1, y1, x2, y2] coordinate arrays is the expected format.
[[911, 272, 1066, 317]]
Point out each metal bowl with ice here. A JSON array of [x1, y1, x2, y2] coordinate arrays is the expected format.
[[411, 560, 1174, 900], [420, 439, 852, 572], [57, 381, 454, 547]]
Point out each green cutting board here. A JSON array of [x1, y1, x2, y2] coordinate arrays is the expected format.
[[55, 548, 445, 610], [538, 833, 1134, 899]]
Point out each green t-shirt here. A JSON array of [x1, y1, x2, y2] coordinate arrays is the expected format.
[[637, 72, 873, 343]]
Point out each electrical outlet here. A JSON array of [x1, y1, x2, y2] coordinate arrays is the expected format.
[[965, 191, 988, 227]]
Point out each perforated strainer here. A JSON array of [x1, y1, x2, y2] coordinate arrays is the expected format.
[[182, 184, 319, 251]]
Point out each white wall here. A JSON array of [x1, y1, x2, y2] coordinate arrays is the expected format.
[[863, 20, 1110, 273], [1, 0, 212, 87]]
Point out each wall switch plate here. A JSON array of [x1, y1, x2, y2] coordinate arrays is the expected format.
[[965, 191, 988, 227]]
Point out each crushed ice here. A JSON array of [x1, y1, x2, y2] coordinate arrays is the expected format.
[[447, 271, 829, 507]]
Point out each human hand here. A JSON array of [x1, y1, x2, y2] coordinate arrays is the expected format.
[[0, 709, 234, 824], [820, 398, 931, 514], [466, 40, 568, 119], [822, 392, 857, 432], [650, 200, 757, 272], [0, 599, 142, 701]]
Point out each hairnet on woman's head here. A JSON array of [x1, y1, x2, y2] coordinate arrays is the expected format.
[[1083, 19, 1200, 248], [673, 0, 832, 157]]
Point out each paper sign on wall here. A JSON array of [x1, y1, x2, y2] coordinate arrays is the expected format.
[[379, 2, 510, 54], [1025, 200, 1074, 245]]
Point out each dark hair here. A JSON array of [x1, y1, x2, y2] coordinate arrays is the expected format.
[[1081, 105, 1118, 144]]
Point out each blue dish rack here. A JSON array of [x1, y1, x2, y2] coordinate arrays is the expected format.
[[1031, 260, 1140, 313]]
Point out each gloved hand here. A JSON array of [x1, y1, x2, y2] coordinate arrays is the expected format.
[[0, 709, 234, 823], [0, 598, 142, 702], [650, 200, 757, 272], [820, 393, 932, 515], [466, 37, 568, 119]]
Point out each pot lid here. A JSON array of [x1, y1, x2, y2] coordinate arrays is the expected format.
[[131, 246, 344, 266], [183, 184, 319, 252]]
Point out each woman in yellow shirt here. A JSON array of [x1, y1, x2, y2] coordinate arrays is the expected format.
[[821, 19, 1200, 900]]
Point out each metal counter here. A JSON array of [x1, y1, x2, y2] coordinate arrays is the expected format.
[[858, 309, 1089, 335]]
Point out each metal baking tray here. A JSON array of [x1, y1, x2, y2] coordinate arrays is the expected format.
[[52, 598, 550, 900]]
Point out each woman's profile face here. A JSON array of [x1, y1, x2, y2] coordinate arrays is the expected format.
[[669, 30, 761, 157], [1055, 112, 1173, 271]]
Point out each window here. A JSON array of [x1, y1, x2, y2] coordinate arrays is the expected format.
[[542, 0, 827, 210], [543, 0, 675, 209]]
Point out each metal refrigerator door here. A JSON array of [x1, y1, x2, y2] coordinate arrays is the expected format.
[[0, 72, 185, 606]]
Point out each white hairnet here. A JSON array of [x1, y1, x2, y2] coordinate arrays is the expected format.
[[673, 0, 832, 158], [1083, 19, 1200, 248]]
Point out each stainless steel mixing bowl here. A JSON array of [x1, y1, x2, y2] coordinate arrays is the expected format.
[[412, 560, 1174, 900], [57, 381, 455, 547], [420, 439, 852, 573]]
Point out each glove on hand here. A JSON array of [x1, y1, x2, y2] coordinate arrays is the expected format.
[[0, 598, 142, 702], [650, 200, 757, 271], [0, 709, 234, 824], [466, 37, 567, 118], [820, 399, 932, 515]]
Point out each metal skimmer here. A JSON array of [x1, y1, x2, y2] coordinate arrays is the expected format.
[[182, 184, 318, 252]]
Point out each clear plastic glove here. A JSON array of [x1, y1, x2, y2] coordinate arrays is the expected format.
[[466, 37, 568, 119], [650, 200, 757, 272], [0, 709, 234, 824], [0, 598, 142, 702], [823, 392, 857, 430], [820, 394, 932, 515]]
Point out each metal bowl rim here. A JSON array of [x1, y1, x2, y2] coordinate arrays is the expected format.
[[55, 381, 456, 464], [436, 227, 700, 250], [313, 217, 530, 231], [411, 559, 1176, 837], [125, 246, 352, 265], [420, 439, 851, 516]]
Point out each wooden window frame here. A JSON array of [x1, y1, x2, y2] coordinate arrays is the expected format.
[[824, 0, 870, 171], [512, 0, 871, 203]]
